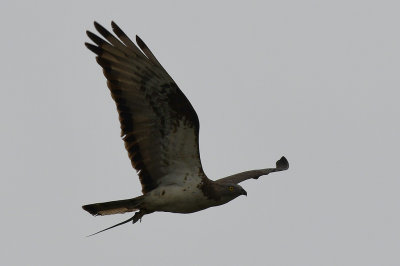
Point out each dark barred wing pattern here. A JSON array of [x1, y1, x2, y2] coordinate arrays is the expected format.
[[85, 22, 203, 193]]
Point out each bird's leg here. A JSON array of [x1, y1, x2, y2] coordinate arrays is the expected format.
[[131, 210, 153, 224], [131, 210, 144, 224]]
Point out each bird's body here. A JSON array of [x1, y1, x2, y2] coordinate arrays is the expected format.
[[83, 21, 289, 235], [143, 178, 217, 213]]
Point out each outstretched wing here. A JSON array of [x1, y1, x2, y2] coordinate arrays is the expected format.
[[215, 156, 289, 184], [86, 22, 204, 193]]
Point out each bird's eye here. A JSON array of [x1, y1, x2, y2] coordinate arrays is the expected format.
[[228, 186, 234, 192]]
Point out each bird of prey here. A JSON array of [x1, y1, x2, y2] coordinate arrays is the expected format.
[[83, 21, 289, 236]]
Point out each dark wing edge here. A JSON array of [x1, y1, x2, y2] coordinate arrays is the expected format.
[[85, 21, 203, 193], [215, 156, 289, 184]]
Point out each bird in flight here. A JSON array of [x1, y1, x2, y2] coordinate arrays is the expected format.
[[83, 21, 289, 236]]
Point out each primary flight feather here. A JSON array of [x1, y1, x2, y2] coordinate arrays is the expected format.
[[83, 21, 289, 236]]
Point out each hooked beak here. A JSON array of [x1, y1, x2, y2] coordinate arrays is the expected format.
[[241, 189, 247, 196]]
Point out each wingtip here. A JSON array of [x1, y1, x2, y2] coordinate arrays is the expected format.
[[86, 30, 99, 41], [136, 35, 145, 47], [93, 21, 100, 29], [85, 42, 101, 55], [94, 21, 111, 37], [110, 21, 125, 37], [276, 156, 289, 170]]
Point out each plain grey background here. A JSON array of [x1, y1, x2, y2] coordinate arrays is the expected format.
[[1, 0, 399, 265]]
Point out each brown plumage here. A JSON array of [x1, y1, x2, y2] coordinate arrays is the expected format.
[[82, 22, 289, 236]]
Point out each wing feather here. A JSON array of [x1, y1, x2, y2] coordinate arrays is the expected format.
[[86, 22, 204, 193], [215, 156, 289, 184]]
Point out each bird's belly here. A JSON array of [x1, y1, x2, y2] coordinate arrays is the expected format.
[[143, 184, 217, 213]]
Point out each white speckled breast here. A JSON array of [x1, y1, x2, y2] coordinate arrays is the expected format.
[[143, 178, 217, 213]]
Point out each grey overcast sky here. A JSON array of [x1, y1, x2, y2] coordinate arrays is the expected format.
[[1, 0, 399, 265]]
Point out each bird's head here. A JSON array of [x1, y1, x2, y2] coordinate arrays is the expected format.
[[218, 183, 247, 201]]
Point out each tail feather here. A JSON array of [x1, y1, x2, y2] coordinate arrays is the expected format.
[[82, 196, 144, 216]]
